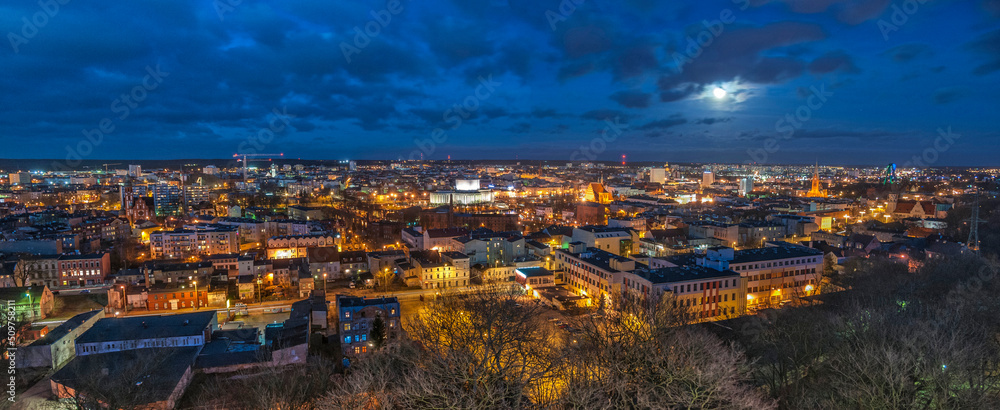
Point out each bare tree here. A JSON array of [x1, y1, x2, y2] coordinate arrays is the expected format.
[[56, 348, 187, 410], [188, 354, 335, 409], [320, 283, 565, 408], [12, 254, 44, 287], [557, 292, 775, 409]]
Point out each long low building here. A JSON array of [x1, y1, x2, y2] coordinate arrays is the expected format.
[[74, 311, 217, 356], [149, 226, 238, 259], [623, 265, 745, 321]]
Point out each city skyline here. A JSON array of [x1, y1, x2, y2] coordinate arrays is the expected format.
[[1, 0, 998, 165]]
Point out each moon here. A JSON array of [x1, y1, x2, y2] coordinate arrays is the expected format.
[[712, 87, 727, 99]]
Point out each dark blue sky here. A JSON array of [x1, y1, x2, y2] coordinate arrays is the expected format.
[[2, 0, 998, 165]]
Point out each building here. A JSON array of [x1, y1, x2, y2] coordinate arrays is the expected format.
[[141, 261, 214, 285], [146, 286, 209, 311], [18, 310, 105, 370], [414, 251, 470, 289], [149, 226, 238, 259], [419, 207, 518, 231], [336, 295, 401, 357], [307, 247, 342, 280], [74, 311, 217, 356], [805, 163, 828, 198], [451, 230, 527, 267], [650, 168, 667, 184], [584, 182, 612, 204], [288, 205, 324, 221], [514, 267, 555, 292], [702, 169, 715, 188], [739, 177, 754, 197], [421, 227, 470, 251], [203, 165, 218, 175], [0, 286, 54, 321], [401, 227, 424, 249], [184, 184, 210, 207], [887, 200, 940, 219], [694, 246, 822, 309], [152, 183, 183, 217], [555, 244, 633, 305], [571, 226, 637, 257], [8, 172, 31, 185], [50, 347, 200, 409], [128, 164, 142, 177], [623, 266, 745, 321], [57, 253, 111, 288], [13, 254, 60, 288], [7, 172, 31, 185], [266, 233, 339, 259], [429, 179, 494, 205]]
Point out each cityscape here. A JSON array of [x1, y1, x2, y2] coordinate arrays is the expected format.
[[2, 1, 999, 409]]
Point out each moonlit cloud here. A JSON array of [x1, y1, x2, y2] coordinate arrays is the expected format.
[[0, 0, 996, 165]]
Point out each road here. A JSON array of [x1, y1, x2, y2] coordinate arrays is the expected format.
[[31, 299, 298, 327]]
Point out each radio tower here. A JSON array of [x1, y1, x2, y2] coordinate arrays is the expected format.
[[967, 188, 982, 255]]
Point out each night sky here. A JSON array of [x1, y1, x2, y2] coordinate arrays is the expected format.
[[2, 0, 998, 165]]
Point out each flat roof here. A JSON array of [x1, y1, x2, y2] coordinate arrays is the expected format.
[[633, 265, 739, 284], [28, 310, 101, 346], [76, 311, 216, 344]]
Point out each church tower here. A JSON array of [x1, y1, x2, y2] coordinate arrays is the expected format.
[[806, 162, 827, 198]]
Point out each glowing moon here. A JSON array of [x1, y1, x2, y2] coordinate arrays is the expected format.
[[712, 87, 727, 99]]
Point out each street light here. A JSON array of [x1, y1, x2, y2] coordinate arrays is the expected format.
[[25, 291, 32, 322], [192, 279, 199, 310]]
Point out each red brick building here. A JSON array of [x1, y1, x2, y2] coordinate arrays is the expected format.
[[57, 253, 111, 288], [147, 288, 209, 311]]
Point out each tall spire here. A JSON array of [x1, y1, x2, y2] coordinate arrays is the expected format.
[[967, 188, 981, 255]]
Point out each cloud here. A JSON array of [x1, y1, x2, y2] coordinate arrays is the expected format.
[[609, 90, 652, 108], [695, 117, 732, 125], [581, 109, 631, 121], [933, 87, 969, 104], [752, 0, 893, 25], [638, 117, 687, 130], [966, 29, 1000, 76], [882, 43, 933, 63], [789, 128, 902, 140], [808, 50, 860, 74], [506, 122, 532, 133], [658, 22, 826, 101]]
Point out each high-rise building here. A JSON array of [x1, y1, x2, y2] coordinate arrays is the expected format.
[[203, 165, 218, 175], [739, 177, 754, 197], [8, 172, 31, 185], [650, 168, 667, 184], [702, 169, 715, 188], [128, 164, 142, 177], [184, 184, 210, 207], [152, 183, 183, 217]]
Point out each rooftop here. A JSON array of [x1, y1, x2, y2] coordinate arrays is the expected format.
[[633, 265, 740, 284], [76, 311, 216, 344]]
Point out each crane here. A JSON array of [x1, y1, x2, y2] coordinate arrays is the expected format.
[[102, 163, 122, 173], [233, 153, 283, 182]]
